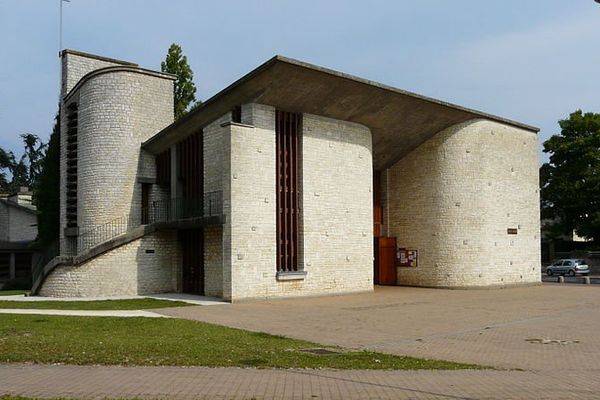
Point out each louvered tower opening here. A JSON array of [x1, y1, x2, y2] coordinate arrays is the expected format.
[[65, 102, 78, 229]]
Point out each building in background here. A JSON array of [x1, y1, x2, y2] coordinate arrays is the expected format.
[[0, 187, 38, 288], [33, 50, 541, 300]]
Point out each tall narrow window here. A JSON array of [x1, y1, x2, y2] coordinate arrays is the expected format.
[[231, 105, 242, 123], [276, 110, 301, 272], [65, 102, 78, 230], [177, 131, 204, 219], [141, 183, 150, 224]]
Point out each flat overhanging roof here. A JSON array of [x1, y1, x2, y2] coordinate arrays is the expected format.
[[143, 55, 539, 170]]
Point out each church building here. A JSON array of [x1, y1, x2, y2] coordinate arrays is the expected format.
[[34, 50, 541, 301]]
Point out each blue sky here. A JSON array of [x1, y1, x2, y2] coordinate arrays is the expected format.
[[1, 0, 599, 163]]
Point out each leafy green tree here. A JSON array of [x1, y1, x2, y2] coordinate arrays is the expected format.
[[0, 134, 46, 194], [0, 147, 15, 192], [161, 43, 197, 120], [541, 110, 600, 241], [36, 114, 61, 244]]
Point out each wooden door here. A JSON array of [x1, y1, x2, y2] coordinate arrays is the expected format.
[[141, 183, 150, 224], [374, 236, 397, 285], [180, 229, 204, 295]]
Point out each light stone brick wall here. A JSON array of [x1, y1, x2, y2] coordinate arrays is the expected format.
[[76, 71, 173, 236], [383, 119, 541, 288], [50, 52, 177, 294], [40, 231, 179, 297], [61, 52, 132, 96], [59, 54, 174, 255], [202, 113, 231, 297], [225, 105, 373, 301], [204, 226, 223, 297]]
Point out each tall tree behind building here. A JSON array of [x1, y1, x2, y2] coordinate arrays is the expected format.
[[36, 113, 61, 244], [541, 110, 600, 241], [0, 134, 46, 194], [161, 43, 197, 120]]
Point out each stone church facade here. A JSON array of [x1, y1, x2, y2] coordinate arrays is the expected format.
[[35, 50, 541, 301]]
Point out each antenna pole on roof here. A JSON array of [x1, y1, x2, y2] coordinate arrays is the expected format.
[[58, 0, 70, 103], [59, 0, 70, 52]]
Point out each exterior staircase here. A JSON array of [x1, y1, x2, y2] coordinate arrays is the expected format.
[[30, 192, 223, 295]]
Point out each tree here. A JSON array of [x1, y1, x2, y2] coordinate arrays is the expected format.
[[541, 110, 600, 241], [0, 134, 46, 194], [0, 147, 15, 192], [161, 43, 197, 120], [36, 114, 61, 244]]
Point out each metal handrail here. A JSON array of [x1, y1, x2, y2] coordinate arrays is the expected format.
[[30, 191, 223, 294], [77, 213, 138, 253], [31, 240, 60, 288], [77, 191, 223, 254], [142, 191, 223, 224]]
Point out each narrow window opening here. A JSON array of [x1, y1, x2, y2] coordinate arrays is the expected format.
[[231, 105, 242, 123], [276, 110, 301, 272], [141, 183, 151, 224], [65, 102, 78, 229]]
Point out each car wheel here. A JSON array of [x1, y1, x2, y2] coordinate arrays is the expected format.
[[546, 269, 553, 276], [568, 270, 576, 277]]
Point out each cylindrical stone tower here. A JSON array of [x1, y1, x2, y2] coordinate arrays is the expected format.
[[59, 50, 175, 254]]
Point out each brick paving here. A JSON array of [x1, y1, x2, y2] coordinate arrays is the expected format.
[[158, 284, 600, 371], [2, 363, 600, 400], [2, 284, 600, 399]]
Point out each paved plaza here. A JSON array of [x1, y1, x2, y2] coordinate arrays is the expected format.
[[2, 363, 599, 400], [2, 284, 600, 399], [158, 284, 600, 371]]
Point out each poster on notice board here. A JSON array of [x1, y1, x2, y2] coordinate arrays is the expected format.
[[397, 248, 418, 267]]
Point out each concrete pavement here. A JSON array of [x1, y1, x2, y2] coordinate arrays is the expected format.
[[0, 308, 169, 318]]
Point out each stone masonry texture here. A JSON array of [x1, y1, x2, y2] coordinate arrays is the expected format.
[[44, 50, 541, 299], [75, 71, 173, 234], [40, 231, 178, 297], [59, 53, 174, 256], [383, 119, 541, 288], [225, 105, 373, 301], [47, 52, 176, 296]]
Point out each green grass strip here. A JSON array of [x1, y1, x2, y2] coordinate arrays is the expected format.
[[0, 290, 27, 296], [0, 314, 484, 370]]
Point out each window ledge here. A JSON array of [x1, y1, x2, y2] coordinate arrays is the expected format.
[[220, 121, 255, 129], [276, 271, 307, 281]]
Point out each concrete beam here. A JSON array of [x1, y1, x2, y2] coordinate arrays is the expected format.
[[143, 56, 539, 171]]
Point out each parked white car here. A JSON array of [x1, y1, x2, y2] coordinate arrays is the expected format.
[[546, 259, 590, 276]]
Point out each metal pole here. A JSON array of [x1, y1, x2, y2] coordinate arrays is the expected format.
[[59, 0, 62, 52], [59, 0, 70, 52]]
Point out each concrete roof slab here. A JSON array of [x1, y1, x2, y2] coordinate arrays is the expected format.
[[143, 56, 538, 170]]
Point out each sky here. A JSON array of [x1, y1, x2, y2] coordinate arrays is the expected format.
[[1, 0, 599, 164]]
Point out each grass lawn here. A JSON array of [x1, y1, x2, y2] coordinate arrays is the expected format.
[[0, 298, 194, 310], [0, 290, 27, 296], [0, 314, 483, 370]]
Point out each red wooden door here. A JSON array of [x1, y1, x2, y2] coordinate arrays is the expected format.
[[375, 237, 397, 285]]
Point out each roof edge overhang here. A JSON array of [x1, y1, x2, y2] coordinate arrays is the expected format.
[[142, 55, 540, 168]]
